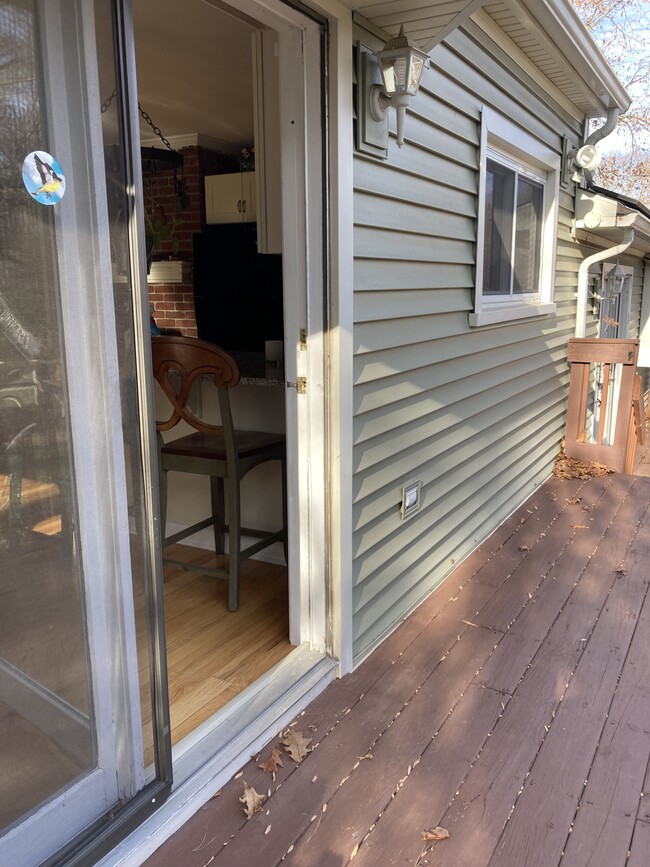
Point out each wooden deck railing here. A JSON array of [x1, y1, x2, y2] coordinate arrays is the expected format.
[[564, 337, 643, 473]]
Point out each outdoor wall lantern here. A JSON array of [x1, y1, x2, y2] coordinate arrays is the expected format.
[[603, 262, 627, 298], [369, 26, 430, 148]]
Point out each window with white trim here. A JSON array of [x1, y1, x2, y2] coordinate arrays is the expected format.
[[470, 108, 560, 327]]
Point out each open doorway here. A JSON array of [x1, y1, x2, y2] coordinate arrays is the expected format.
[[134, 0, 291, 755], [120, 0, 328, 762]]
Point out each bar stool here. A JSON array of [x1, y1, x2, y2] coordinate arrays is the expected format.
[[151, 335, 287, 611]]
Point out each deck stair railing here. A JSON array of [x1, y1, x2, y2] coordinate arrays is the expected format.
[[564, 337, 644, 474]]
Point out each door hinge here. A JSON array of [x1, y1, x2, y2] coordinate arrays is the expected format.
[[299, 328, 307, 350], [287, 376, 307, 394]]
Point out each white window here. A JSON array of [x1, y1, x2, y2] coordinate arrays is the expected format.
[[470, 108, 560, 327]]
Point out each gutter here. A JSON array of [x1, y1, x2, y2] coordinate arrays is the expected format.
[[586, 181, 650, 222], [575, 228, 635, 338]]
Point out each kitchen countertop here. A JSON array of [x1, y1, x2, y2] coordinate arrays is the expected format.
[[229, 351, 284, 388]]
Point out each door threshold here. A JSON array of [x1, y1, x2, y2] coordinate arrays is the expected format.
[[97, 645, 337, 867]]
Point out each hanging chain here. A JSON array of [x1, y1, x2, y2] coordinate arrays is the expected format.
[[138, 105, 174, 151], [100, 89, 174, 151], [100, 89, 116, 114]]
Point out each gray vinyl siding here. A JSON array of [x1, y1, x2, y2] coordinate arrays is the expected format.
[[351, 23, 586, 665]]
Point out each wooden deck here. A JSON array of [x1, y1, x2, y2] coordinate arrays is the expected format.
[[145, 468, 650, 867]]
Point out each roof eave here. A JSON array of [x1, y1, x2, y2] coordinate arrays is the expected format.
[[516, 0, 630, 114]]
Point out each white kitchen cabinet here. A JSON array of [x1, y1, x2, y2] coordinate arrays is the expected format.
[[205, 171, 256, 224]]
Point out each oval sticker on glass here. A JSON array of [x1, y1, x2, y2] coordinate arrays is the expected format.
[[22, 151, 66, 205]]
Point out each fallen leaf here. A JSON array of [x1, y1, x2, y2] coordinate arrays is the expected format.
[[239, 782, 265, 819], [422, 827, 450, 842], [519, 545, 530, 552], [282, 730, 312, 763], [566, 497, 582, 505], [552, 441, 613, 479], [259, 746, 284, 774], [615, 564, 627, 575]]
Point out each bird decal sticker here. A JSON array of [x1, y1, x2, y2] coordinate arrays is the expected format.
[[21, 150, 66, 205], [32, 153, 63, 199]]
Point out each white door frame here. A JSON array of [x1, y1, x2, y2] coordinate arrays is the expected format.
[[195, 0, 334, 656]]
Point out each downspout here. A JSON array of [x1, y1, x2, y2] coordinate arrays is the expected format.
[[574, 106, 629, 337], [570, 107, 621, 183], [584, 106, 621, 148], [575, 228, 634, 337]]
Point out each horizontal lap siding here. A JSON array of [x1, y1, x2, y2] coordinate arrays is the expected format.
[[351, 26, 583, 665]]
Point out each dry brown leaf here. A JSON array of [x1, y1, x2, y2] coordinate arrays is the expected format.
[[552, 441, 613, 480], [259, 746, 284, 774], [519, 545, 530, 552], [422, 826, 450, 842], [282, 730, 312, 763], [239, 782, 265, 819], [566, 497, 582, 505]]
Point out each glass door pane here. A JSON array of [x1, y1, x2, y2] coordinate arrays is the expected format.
[[0, 0, 169, 862], [0, 0, 97, 831]]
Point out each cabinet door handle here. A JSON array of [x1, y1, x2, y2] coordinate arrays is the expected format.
[[237, 199, 242, 212], [242, 199, 247, 213]]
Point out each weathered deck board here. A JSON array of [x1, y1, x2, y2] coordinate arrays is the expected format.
[[472, 477, 584, 590], [351, 683, 506, 867], [145, 473, 650, 867], [282, 626, 500, 866], [474, 474, 618, 631], [475, 474, 636, 694], [628, 820, 650, 867], [427, 480, 649, 867], [487, 494, 650, 867], [560, 575, 650, 867]]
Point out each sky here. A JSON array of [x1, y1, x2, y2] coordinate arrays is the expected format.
[[578, 0, 650, 154]]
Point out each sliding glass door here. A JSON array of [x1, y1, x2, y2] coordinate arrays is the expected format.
[[0, 1, 169, 863]]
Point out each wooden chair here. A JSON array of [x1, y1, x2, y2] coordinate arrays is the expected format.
[[151, 335, 287, 611]]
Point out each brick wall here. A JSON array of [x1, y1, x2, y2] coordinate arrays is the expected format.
[[145, 145, 236, 336]]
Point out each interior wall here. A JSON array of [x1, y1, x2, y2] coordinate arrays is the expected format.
[[146, 145, 238, 336]]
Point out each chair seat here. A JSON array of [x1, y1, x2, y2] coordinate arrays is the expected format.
[[161, 429, 285, 461]]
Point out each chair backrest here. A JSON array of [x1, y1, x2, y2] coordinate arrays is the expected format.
[[151, 335, 240, 435]]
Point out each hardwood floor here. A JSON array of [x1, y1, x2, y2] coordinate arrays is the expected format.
[[141, 545, 292, 761]]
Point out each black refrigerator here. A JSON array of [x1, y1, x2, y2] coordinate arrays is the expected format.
[[192, 224, 283, 352]]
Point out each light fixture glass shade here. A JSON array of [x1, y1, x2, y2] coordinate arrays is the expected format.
[[377, 26, 429, 96], [607, 263, 627, 295]]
